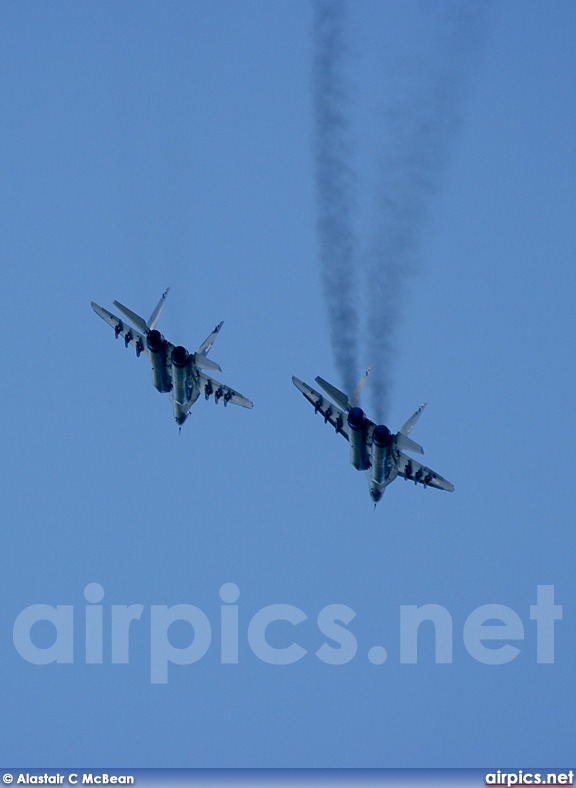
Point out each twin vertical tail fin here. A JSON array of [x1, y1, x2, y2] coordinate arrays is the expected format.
[[192, 320, 224, 372], [348, 366, 372, 409], [313, 367, 427, 455], [147, 287, 170, 330], [109, 287, 224, 373], [399, 402, 427, 436], [197, 320, 224, 357], [315, 366, 373, 412], [395, 402, 427, 455], [112, 287, 170, 333]]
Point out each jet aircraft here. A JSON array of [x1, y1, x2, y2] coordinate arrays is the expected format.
[[92, 289, 253, 426], [292, 368, 453, 503]]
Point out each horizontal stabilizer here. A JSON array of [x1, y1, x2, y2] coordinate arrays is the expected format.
[[396, 432, 424, 455], [112, 300, 148, 334], [193, 354, 221, 373], [315, 376, 348, 411]]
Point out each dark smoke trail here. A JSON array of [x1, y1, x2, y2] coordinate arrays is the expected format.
[[367, 3, 488, 422], [312, 0, 358, 396]]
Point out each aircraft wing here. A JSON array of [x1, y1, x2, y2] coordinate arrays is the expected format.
[[198, 371, 253, 409], [91, 302, 147, 356], [397, 452, 454, 492], [292, 376, 350, 440]]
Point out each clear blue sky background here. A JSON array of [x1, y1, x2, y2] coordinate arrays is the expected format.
[[0, 0, 574, 769]]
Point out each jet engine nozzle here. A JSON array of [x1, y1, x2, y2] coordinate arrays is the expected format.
[[347, 407, 366, 431], [171, 345, 190, 406], [147, 329, 166, 353], [348, 406, 369, 470], [147, 329, 171, 393], [373, 424, 392, 447], [171, 345, 190, 368]]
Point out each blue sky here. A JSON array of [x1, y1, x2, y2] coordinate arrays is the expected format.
[[0, 0, 574, 769]]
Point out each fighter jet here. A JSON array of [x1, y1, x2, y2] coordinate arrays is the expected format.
[[292, 368, 453, 503], [92, 289, 253, 427]]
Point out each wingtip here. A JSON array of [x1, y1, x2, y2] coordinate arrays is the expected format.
[[292, 375, 307, 393]]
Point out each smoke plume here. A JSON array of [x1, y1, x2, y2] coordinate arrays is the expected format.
[[311, 1, 487, 420], [312, 0, 359, 396], [367, 4, 487, 421]]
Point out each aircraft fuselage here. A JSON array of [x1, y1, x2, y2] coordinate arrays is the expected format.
[[92, 293, 253, 428], [292, 374, 454, 504]]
